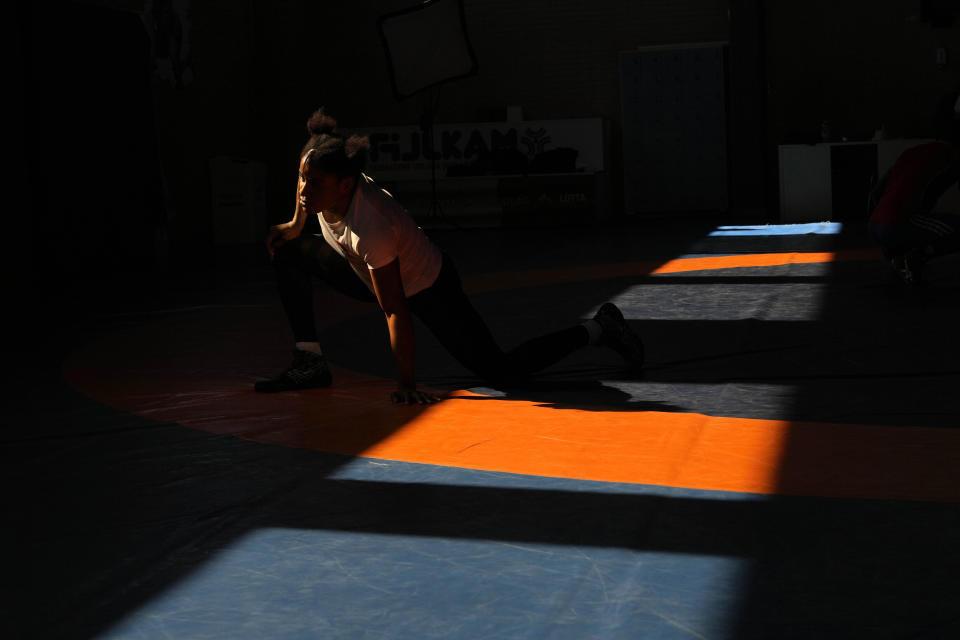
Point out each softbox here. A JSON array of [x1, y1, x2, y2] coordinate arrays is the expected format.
[[378, 0, 479, 100]]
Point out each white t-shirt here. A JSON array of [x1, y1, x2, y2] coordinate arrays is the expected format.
[[318, 174, 443, 298]]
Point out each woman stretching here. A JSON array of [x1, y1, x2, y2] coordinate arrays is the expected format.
[[256, 108, 644, 404]]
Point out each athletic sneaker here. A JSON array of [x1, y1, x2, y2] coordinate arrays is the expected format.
[[594, 302, 645, 371], [254, 349, 332, 392], [890, 250, 925, 286]]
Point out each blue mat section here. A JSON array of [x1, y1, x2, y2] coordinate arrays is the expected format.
[[100, 528, 742, 640], [90, 456, 958, 640], [709, 223, 843, 237], [99, 461, 749, 640]]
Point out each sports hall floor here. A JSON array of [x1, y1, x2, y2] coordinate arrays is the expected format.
[[7, 216, 960, 639]]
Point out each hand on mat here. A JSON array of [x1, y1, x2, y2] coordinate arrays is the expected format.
[[266, 221, 301, 261], [391, 387, 442, 405]]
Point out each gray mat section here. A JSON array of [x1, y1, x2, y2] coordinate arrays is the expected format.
[[321, 256, 960, 427]]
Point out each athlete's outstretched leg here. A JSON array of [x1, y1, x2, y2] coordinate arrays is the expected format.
[[409, 255, 642, 386]]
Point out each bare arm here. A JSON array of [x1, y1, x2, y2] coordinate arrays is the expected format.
[[266, 163, 312, 260], [369, 258, 440, 405]]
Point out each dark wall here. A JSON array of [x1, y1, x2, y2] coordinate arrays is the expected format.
[[27, 0, 728, 270], [149, 0, 262, 265], [251, 0, 731, 230], [21, 1, 164, 278], [765, 0, 958, 143], [25, 0, 958, 272], [762, 0, 958, 218]]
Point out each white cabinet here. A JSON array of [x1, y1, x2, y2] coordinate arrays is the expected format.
[[778, 139, 934, 222]]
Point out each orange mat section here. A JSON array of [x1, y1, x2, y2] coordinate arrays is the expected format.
[[464, 249, 882, 293], [64, 248, 960, 503], [358, 390, 960, 503]]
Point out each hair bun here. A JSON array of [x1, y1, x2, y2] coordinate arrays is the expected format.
[[307, 108, 337, 136], [345, 134, 371, 158]]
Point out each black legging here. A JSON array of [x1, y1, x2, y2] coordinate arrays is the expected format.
[[272, 228, 378, 343], [272, 229, 588, 385]]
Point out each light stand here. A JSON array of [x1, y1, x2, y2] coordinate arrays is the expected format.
[[378, 0, 479, 226]]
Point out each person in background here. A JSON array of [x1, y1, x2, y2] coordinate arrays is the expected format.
[[255, 108, 645, 404], [868, 91, 960, 285]]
